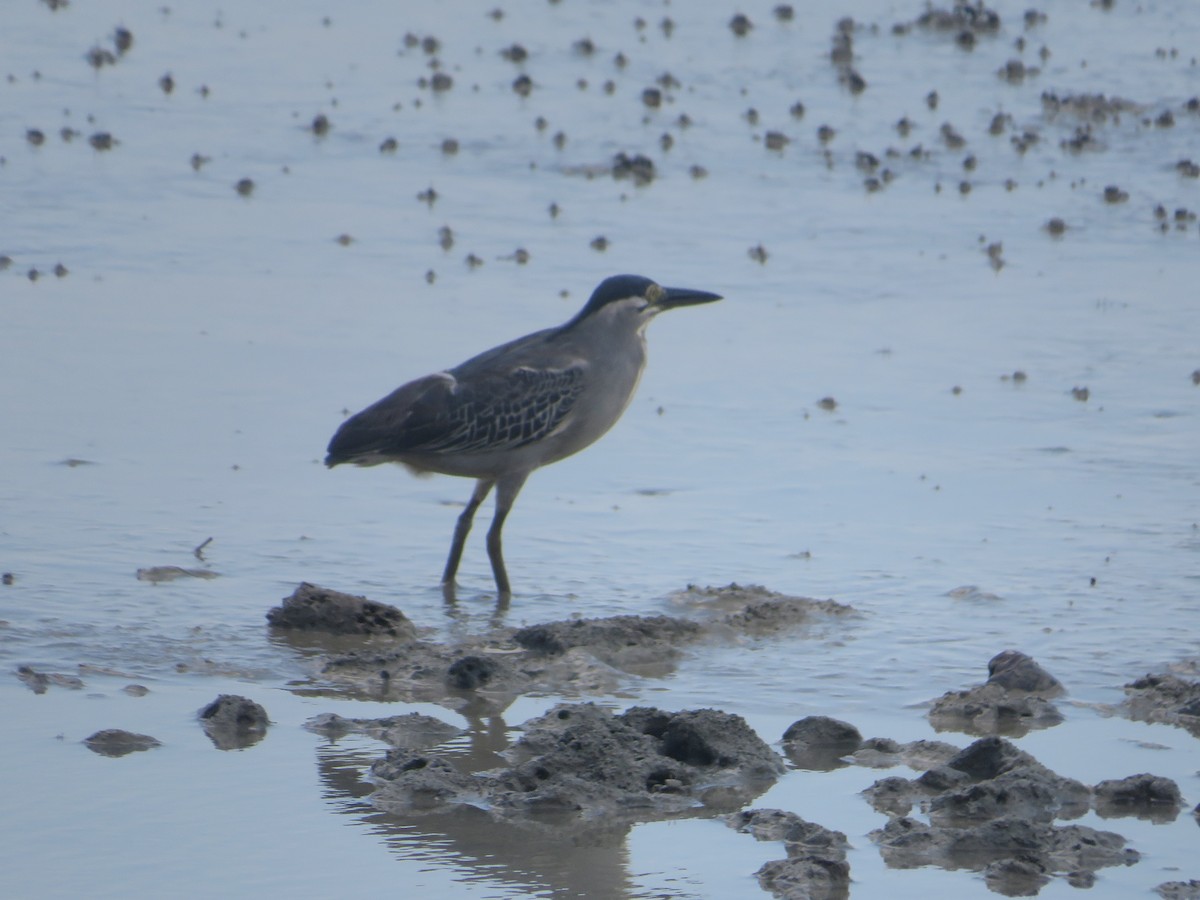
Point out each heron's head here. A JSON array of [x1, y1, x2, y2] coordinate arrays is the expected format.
[[570, 274, 722, 329]]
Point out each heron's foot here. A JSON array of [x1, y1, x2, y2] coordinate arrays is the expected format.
[[493, 584, 512, 613]]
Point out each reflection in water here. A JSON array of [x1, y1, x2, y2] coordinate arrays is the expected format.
[[310, 699, 785, 899], [312, 717, 640, 898], [442, 580, 511, 629]]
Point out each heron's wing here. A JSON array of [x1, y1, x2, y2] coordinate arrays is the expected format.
[[421, 365, 585, 453], [326, 365, 584, 463], [325, 373, 455, 464]]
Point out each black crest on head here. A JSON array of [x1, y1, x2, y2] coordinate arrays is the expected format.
[[576, 274, 657, 320]]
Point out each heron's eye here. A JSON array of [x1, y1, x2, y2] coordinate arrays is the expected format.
[[644, 283, 665, 304]]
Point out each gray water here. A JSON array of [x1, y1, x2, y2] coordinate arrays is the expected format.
[[2, 1, 1198, 897]]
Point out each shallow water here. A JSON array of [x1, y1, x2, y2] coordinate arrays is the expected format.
[[2, 1, 1199, 897]]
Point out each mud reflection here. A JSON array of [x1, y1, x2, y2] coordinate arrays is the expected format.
[[310, 704, 773, 898]]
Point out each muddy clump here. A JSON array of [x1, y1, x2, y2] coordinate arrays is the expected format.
[[783, 715, 960, 777], [1121, 672, 1200, 737], [306, 583, 852, 710], [1157, 880, 1200, 900], [670, 583, 854, 631], [985, 649, 1063, 694], [781, 716, 864, 771], [136, 565, 218, 584], [317, 624, 657, 708], [872, 815, 1136, 893], [83, 729, 161, 757], [370, 703, 783, 837], [720, 595, 851, 633], [1094, 773, 1182, 823], [928, 650, 1064, 736], [267, 582, 417, 638], [850, 737, 961, 772], [611, 151, 656, 185], [865, 735, 1139, 892], [199, 693, 270, 750], [1041, 90, 1142, 123], [828, 18, 867, 94], [513, 614, 703, 670], [911, 1, 1002, 41], [17, 664, 84, 693], [728, 808, 850, 900], [920, 740, 1091, 825], [304, 711, 463, 749], [754, 856, 850, 900]]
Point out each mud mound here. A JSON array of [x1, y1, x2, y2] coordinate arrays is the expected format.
[[267, 582, 417, 638], [864, 735, 1139, 892], [371, 703, 783, 835], [1121, 673, 1200, 737], [929, 650, 1064, 736], [729, 808, 850, 900], [199, 693, 270, 750], [83, 729, 161, 757], [303, 583, 854, 710]]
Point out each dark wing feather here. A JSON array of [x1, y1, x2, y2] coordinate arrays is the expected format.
[[325, 373, 456, 465], [422, 366, 584, 453], [325, 366, 584, 465]]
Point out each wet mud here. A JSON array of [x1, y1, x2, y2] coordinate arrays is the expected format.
[[263, 583, 1192, 898], [1119, 673, 1200, 738], [11, 578, 1200, 896], [928, 650, 1065, 737], [268, 582, 418, 639], [83, 728, 161, 758], [199, 693, 271, 750], [370, 703, 783, 833], [730, 809, 851, 900], [269, 582, 853, 709]]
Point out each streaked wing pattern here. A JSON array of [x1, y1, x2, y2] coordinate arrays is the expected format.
[[420, 366, 584, 454]]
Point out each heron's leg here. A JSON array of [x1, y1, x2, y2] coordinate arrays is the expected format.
[[486, 472, 530, 597], [442, 478, 494, 586]]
